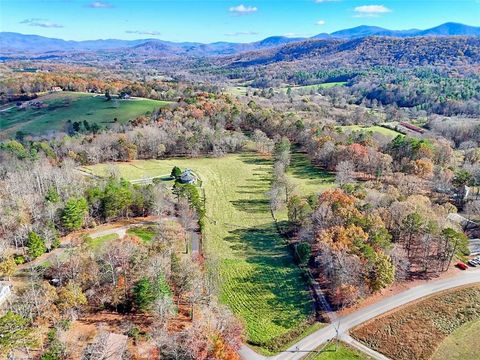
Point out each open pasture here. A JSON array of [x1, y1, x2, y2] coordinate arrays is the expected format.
[[339, 125, 403, 139], [0, 91, 169, 136], [84, 152, 334, 348]]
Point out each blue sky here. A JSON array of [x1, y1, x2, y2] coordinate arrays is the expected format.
[[0, 0, 479, 43]]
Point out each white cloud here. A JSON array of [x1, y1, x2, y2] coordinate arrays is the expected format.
[[126, 30, 162, 36], [316, 20, 326, 25], [225, 31, 259, 36], [87, 1, 113, 8], [354, 5, 391, 17], [229, 4, 258, 14], [20, 18, 64, 28]]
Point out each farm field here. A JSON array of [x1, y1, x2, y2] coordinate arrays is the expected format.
[[84, 152, 334, 348], [351, 285, 480, 360], [431, 319, 480, 360], [0, 91, 169, 137], [339, 125, 403, 139], [303, 342, 371, 360]]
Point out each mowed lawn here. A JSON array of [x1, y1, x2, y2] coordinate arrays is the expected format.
[[0, 91, 169, 136], [84, 153, 334, 347], [432, 319, 480, 360], [288, 153, 335, 196], [340, 125, 402, 139]]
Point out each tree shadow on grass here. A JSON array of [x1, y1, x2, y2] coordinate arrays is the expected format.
[[288, 153, 334, 181], [239, 154, 272, 166], [222, 223, 313, 331], [230, 199, 270, 213], [236, 189, 264, 195]]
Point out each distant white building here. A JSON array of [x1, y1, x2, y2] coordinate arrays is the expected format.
[[50, 86, 63, 92]]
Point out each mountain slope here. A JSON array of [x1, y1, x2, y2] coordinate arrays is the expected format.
[[419, 22, 480, 36], [327, 23, 480, 39], [1, 22, 479, 56], [221, 36, 480, 69]]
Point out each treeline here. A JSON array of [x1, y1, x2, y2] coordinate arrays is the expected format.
[[0, 62, 215, 104]]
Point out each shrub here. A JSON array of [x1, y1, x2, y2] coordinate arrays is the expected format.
[[295, 243, 312, 265], [171, 166, 182, 179]]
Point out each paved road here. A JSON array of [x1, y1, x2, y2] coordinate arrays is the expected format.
[[239, 269, 480, 360]]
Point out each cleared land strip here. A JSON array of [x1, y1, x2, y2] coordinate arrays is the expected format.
[[83, 154, 317, 349], [239, 269, 480, 360]]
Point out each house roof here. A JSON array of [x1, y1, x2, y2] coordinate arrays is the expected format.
[[180, 169, 196, 182]]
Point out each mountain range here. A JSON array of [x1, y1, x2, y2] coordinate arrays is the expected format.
[[1, 22, 479, 57]]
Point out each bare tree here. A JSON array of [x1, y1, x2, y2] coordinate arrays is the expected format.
[[335, 161, 356, 186]]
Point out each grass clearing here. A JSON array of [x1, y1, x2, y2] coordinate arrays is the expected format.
[[351, 285, 480, 360], [280, 82, 347, 94], [226, 86, 249, 96], [288, 153, 335, 196], [431, 319, 480, 360], [127, 226, 156, 243], [302, 342, 371, 360], [250, 322, 324, 356], [0, 91, 169, 136], [339, 125, 402, 139], [84, 152, 333, 349], [86, 233, 119, 251]]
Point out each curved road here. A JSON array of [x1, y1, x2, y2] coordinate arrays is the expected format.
[[239, 269, 480, 360]]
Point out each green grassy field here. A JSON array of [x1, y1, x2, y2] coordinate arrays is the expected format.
[[280, 82, 347, 94], [432, 319, 480, 360], [225, 82, 346, 97], [288, 153, 335, 196], [0, 91, 169, 136], [85, 153, 334, 348], [339, 125, 403, 139], [303, 342, 371, 360], [86, 233, 119, 251], [226, 86, 249, 96], [127, 226, 156, 243]]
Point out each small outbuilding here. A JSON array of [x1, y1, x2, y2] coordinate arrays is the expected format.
[[50, 86, 63, 92], [179, 169, 197, 184]]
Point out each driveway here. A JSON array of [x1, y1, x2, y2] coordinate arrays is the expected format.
[[17, 219, 158, 272], [239, 269, 480, 360]]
